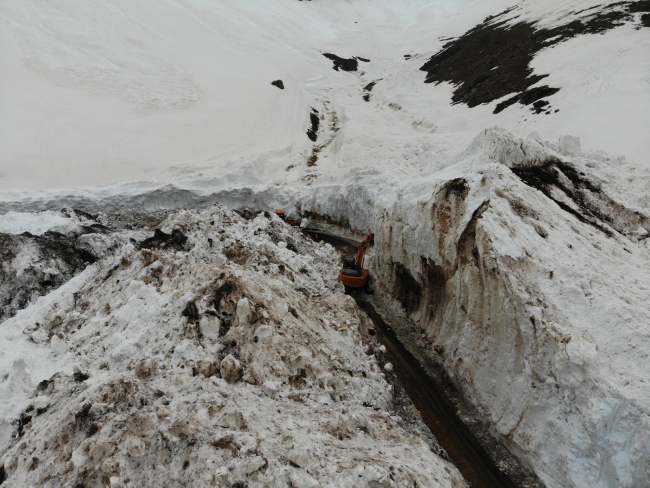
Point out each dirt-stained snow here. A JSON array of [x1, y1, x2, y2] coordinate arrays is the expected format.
[[0, 205, 464, 487], [369, 128, 650, 488]]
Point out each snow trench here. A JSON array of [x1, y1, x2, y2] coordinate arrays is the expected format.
[[1, 128, 650, 487]]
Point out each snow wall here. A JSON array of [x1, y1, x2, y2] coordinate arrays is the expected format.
[[293, 128, 650, 488]]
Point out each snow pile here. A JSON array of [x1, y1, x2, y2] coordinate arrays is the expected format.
[[0, 205, 464, 487], [370, 128, 650, 488], [0, 210, 146, 323], [0, 210, 87, 236]]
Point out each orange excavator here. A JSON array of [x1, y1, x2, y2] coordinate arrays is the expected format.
[[275, 209, 301, 227], [338, 232, 374, 293]]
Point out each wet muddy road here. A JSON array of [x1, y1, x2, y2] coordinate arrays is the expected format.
[[356, 296, 516, 488], [309, 229, 519, 488]]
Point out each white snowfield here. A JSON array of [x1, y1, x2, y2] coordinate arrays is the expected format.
[[0, 0, 648, 192], [1, 0, 650, 487], [0, 206, 465, 487]]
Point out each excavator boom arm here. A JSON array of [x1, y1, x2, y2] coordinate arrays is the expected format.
[[355, 233, 373, 269]]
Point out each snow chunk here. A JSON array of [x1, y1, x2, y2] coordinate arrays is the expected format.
[[566, 339, 598, 366], [559, 135, 581, 156], [220, 354, 242, 383], [122, 436, 146, 458], [51, 335, 67, 356], [199, 316, 221, 341], [289, 469, 321, 488], [255, 325, 273, 340], [0, 211, 81, 236], [236, 297, 253, 326]]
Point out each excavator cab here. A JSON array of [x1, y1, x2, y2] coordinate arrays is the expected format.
[[341, 256, 359, 275], [338, 233, 373, 292]]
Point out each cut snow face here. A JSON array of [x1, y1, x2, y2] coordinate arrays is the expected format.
[[420, 1, 647, 114], [0, 205, 465, 488], [369, 127, 650, 488]]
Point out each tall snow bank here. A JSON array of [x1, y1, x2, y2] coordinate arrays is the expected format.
[[371, 128, 650, 488]]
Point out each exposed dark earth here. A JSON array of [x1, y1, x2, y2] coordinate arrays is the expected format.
[[306, 108, 320, 141], [0, 231, 95, 323], [512, 160, 649, 238], [420, 1, 650, 114], [322, 53, 369, 72], [323, 53, 358, 72], [362, 80, 379, 102]]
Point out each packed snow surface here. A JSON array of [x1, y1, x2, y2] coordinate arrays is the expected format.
[[0, 205, 464, 487]]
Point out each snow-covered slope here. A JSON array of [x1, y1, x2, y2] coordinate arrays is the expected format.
[[1, 0, 648, 193], [0, 205, 464, 487]]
